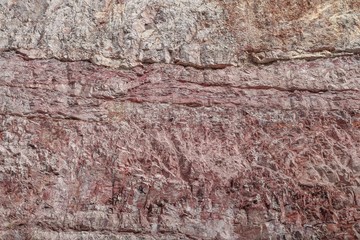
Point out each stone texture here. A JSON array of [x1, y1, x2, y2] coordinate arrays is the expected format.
[[1, 0, 360, 239], [1, 0, 360, 67]]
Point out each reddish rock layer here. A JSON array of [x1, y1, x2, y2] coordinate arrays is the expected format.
[[1, 52, 360, 239]]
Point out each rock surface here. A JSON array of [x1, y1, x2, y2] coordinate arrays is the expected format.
[[1, 0, 360, 67], [1, 0, 360, 239]]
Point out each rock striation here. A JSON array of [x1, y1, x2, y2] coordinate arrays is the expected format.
[[1, 0, 360, 239]]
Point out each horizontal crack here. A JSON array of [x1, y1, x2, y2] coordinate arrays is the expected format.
[[176, 80, 360, 94], [0, 112, 101, 123], [2, 48, 360, 70], [248, 50, 357, 65], [173, 60, 234, 70], [1, 225, 200, 239]]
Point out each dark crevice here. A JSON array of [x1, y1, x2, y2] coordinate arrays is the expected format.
[[0, 112, 101, 123], [2, 48, 360, 70], [176, 80, 360, 94]]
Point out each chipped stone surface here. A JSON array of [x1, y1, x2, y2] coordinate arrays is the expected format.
[[1, 51, 360, 239], [1, 1, 360, 239], [1, 0, 360, 67]]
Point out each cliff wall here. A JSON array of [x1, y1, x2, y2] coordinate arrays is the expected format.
[[1, 1, 360, 239]]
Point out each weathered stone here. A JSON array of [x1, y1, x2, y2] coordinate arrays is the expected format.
[[1, 0, 360, 67], [1, 0, 360, 239]]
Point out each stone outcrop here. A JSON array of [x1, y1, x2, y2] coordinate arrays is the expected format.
[[1, 0, 360, 67], [1, 1, 360, 239]]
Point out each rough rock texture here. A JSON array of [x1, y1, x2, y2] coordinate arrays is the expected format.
[[1, 1, 360, 239], [1, 0, 360, 67]]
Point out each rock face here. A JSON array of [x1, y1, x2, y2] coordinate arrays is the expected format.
[[1, 1, 360, 239], [2, 0, 360, 67]]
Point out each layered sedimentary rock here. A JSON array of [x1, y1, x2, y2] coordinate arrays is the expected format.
[[1, 0, 360, 239]]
